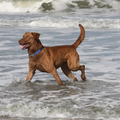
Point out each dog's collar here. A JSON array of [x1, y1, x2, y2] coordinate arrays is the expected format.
[[30, 46, 44, 57]]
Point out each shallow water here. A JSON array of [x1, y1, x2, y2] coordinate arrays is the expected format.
[[0, 0, 120, 119], [0, 26, 120, 120]]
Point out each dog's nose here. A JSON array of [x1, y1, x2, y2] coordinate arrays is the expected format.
[[18, 40, 20, 44], [18, 39, 22, 45]]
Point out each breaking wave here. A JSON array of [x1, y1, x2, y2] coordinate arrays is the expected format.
[[0, 16, 120, 29], [0, 0, 120, 29], [0, 0, 120, 13]]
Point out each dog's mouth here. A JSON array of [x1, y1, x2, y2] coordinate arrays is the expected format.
[[20, 44, 31, 50]]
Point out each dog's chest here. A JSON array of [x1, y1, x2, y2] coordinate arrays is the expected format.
[[36, 62, 47, 72], [30, 59, 47, 72]]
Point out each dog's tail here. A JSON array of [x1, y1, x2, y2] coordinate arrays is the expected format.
[[72, 24, 85, 48]]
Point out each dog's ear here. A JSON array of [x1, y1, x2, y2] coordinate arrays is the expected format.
[[31, 32, 40, 40]]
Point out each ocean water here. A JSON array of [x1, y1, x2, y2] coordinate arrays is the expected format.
[[0, 0, 120, 120]]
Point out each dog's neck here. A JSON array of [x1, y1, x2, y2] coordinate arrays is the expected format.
[[28, 41, 43, 56]]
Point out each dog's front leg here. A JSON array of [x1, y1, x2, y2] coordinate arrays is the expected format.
[[25, 69, 36, 83], [50, 68, 63, 86]]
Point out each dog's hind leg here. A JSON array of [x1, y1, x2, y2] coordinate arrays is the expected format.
[[67, 55, 86, 81], [50, 68, 63, 85], [79, 65, 86, 81], [61, 62, 77, 82]]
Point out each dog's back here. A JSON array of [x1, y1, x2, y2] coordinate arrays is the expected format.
[[44, 45, 77, 69]]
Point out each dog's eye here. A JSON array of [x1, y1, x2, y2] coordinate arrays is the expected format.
[[26, 35, 29, 38]]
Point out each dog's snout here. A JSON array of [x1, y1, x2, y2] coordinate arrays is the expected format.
[[18, 39, 23, 45], [18, 40, 20, 44]]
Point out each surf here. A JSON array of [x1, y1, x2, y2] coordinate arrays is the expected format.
[[0, 0, 120, 13]]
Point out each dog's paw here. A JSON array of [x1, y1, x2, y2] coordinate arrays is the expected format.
[[25, 79, 31, 83], [73, 77, 78, 82], [81, 75, 86, 81]]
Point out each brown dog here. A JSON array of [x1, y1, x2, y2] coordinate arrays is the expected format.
[[18, 24, 86, 85]]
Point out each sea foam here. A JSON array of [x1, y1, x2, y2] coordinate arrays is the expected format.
[[0, 0, 120, 13]]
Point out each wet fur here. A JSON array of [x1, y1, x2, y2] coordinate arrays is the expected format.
[[18, 24, 86, 85]]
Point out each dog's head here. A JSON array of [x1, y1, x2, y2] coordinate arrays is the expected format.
[[18, 32, 41, 50]]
